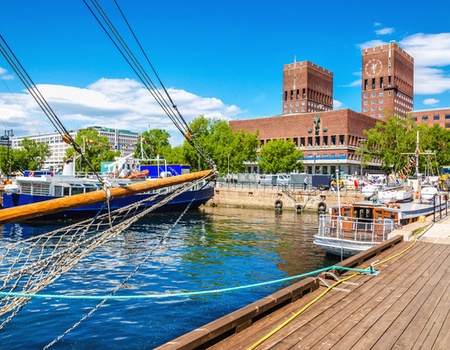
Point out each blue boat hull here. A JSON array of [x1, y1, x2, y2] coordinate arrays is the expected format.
[[2, 186, 214, 220]]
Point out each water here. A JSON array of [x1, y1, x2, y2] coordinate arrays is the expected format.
[[0, 207, 339, 349]]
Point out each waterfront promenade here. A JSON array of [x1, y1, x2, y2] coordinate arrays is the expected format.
[[157, 214, 450, 349]]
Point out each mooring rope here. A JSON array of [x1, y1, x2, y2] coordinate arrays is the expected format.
[[0, 265, 376, 301], [247, 221, 436, 349]]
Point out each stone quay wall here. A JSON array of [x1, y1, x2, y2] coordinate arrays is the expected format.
[[207, 182, 365, 212]]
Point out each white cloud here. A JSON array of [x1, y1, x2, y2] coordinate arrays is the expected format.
[[400, 33, 450, 95], [333, 100, 343, 109], [423, 98, 439, 105], [375, 28, 394, 35], [0, 77, 243, 145], [0, 66, 14, 80]]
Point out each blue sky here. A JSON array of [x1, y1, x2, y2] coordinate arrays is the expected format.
[[1, 0, 450, 145]]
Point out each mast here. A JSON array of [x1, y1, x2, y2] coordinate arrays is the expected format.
[[415, 131, 419, 177]]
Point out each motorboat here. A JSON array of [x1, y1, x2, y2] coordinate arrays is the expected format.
[[313, 197, 447, 257]]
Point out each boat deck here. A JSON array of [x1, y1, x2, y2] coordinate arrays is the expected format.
[[159, 239, 450, 349]]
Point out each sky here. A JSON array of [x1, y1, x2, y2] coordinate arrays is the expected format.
[[1, 0, 450, 145]]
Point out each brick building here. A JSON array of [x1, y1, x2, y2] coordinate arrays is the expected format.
[[230, 41, 447, 176], [411, 108, 450, 128], [230, 109, 380, 175], [282, 60, 333, 114], [361, 41, 414, 119]]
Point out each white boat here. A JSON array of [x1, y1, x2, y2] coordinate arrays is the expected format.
[[420, 185, 439, 203], [314, 198, 447, 257], [361, 184, 378, 199], [377, 188, 414, 204]]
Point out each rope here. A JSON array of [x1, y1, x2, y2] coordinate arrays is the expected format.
[[247, 222, 436, 349], [0, 266, 375, 301], [43, 185, 204, 348], [0, 174, 215, 326]]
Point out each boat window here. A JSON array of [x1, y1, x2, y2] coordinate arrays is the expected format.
[[54, 186, 64, 197], [63, 187, 70, 196], [71, 188, 85, 195]]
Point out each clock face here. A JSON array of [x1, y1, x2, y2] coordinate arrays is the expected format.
[[365, 58, 383, 77]]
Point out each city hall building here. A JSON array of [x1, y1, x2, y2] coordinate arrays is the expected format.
[[230, 41, 420, 175]]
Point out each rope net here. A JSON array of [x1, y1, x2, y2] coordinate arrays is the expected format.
[[0, 176, 212, 328]]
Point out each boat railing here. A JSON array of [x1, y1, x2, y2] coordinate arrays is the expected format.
[[318, 214, 395, 243]]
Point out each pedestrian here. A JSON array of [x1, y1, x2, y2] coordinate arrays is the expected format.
[[303, 176, 308, 190]]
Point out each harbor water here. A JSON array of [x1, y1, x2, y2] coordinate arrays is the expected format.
[[1, 206, 340, 349]]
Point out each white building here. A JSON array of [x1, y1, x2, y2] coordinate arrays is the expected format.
[[11, 126, 139, 170]]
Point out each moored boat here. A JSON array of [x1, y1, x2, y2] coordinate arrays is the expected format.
[[2, 159, 214, 220], [313, 198, 447, 257]]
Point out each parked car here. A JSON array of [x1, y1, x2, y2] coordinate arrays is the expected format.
[[258, 174, 290, 186]]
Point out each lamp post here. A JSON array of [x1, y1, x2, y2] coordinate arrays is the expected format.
[[227, 154, 230, 178], [3, 129, 14, 180], [359, 139, 366, 178]]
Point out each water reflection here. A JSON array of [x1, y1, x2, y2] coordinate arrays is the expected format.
[[1, 206, 339, 349]]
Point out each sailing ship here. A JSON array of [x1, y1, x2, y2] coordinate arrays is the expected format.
[[1, 157, 214, 221]]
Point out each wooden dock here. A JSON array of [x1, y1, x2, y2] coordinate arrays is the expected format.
[[157, 236, 450, 349]]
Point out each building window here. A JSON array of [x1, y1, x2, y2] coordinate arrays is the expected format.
[[315, 136, 320, 146], [379, 99, 383, 103], [422, 116, 428, 121], [331, 135, 336, 145], [300, 137, 305, 146], [434, 115, 440, 120], [323, 135, 328, 146], [308, 137, 313, 146], [380, 77, 384, 88], [412, 117, 417, 121], [293, 137, 298, 146], [339, 135, 345, 145]]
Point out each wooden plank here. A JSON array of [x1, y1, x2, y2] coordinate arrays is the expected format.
[[275, 242, 443, 349], [335, 244, 450, 349], [216, 241, 434, 350]]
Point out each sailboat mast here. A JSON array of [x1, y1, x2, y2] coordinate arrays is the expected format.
[[415, 131, 419, 177]]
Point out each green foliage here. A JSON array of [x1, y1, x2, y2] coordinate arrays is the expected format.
[[182, 115, 258, 174], [364, 114, 450, 174], [0, 138, 51, 175], [66, 129, 120, 172], [134, 129, 171, 161], [258, 139, 303, 174]]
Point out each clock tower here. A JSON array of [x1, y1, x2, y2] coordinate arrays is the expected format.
[[361, 41, 414, 119]]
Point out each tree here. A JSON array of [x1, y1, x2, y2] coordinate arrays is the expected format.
[[181, 116, 258, 174], [364, 114, 415, 174], [134, 129, 171, 160], [65, 129, 120, 172], [258, 139, 303, 174], [364, 113, 450, 174], [0, 138, 51, 174]]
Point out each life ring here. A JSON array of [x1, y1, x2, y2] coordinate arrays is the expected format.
[[317, 201, 327, 212], [275, 199, 283, 210], [28, 171, 34, 177]]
